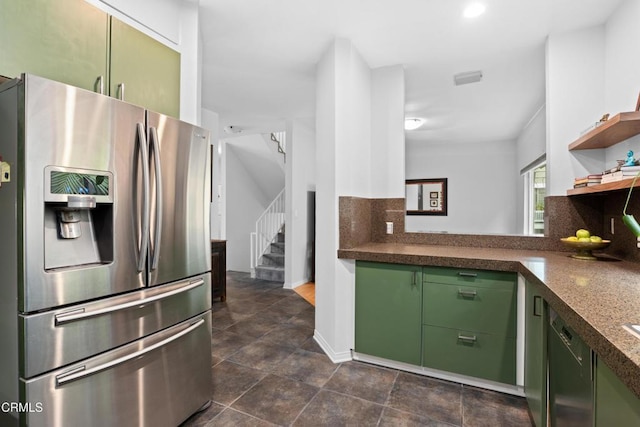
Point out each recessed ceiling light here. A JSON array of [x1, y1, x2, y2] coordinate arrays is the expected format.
[[463, 3, 486, 18], [404, 118, 424, 130]]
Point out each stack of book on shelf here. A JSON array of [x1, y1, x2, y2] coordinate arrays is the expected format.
[[601, 165, 640, 183], [573, 174, 602, 188]]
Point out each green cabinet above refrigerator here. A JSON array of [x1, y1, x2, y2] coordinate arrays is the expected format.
[[0, 0, 181, 118], [110, 17, 181, 118], [0, 0, 109, 92]]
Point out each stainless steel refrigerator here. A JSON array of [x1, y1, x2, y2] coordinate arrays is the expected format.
[[0, 74, 212, 427]]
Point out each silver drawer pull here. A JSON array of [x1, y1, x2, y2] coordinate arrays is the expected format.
[[458, 272, 477, 278], [457, 334, 477, 343], [458, 289, 477, 298], [55, 279, 204, 325], [55, 319, 205, 386]]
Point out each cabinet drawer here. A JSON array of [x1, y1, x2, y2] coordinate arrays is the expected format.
[[422, 325, 516, 385], [423, 282, 516, 337], [423, 266, 516, 290]]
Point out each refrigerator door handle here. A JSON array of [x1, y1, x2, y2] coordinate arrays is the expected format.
[[150, 126, 163, 271], [137, 122, 151, 273], [54, 278, 205, 325], [55, 318, 205, 386]]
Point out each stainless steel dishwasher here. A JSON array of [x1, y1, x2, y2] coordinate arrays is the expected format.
[[548, 308, 593, 427]]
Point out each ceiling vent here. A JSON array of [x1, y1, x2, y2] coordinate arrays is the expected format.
[[453, 70, 483, 86]]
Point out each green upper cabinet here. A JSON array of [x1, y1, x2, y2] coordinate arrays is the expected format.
[[355, 261, 422, 365], [0, 0, 108, 92], [0, 0, 180, 117], [524, 281, 547, 427], [110, 17, 180, 118]]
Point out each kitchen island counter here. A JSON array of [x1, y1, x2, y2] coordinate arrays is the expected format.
[[339, 242, 640, 399]]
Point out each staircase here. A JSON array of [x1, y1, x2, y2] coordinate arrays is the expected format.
[[254, 227, 285, 282], [250, 188, 285, 282]]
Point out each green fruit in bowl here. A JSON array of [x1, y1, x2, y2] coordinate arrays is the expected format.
[[590, 236, 603, 242], [578, 237, 591, 242], [566, 236, 579, 241], [576, 229, 591, 239]]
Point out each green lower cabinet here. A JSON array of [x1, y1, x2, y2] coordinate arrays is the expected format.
[[355, 261, 422, 365], [524, 281, 547, 427], [595, 357, 640, 426], [422, 325, 516, 384]]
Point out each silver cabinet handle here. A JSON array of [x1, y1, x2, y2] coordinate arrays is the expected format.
[[149, 127, 163, 271], [55, 318, 205, 386], [457, 334, 477, 343], [458, 289, 477, 298], [117, 82, 125, 100], [458, 272, 477, 278], [54, 279, 204, 325], [533, 295, 542, 317], [95, 75, 104, 95], [137, 123, 150, 273]]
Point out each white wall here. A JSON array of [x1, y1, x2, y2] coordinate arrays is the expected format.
[[371, 65, 405, 198], [603, 0, 640, 165], [546, 27, 605, 195], [314, 38, 406, 361], [517, 106, 546, 172], [284, 118, 316, 289], [225, 144, 273, 272], [405, 139, 518, 234], [315, 39, 372, 362], [546, 0, 640, 193]]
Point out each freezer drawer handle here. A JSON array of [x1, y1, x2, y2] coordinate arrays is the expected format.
[[54, 279, 205, 325], [55, 318, 205, 387]]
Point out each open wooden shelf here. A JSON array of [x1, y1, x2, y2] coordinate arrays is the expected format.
[[567, 177, 640, 196], [568, 111, 640, 151]]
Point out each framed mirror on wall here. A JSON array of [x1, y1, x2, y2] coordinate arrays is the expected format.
[[406, 178, 447, 216]]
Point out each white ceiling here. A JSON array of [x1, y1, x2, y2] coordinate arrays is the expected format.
[[199, 0, 623, 143]]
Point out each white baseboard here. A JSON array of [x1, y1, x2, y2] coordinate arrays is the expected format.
[[287, 279, 310, 290], [352, 352, 525, 397], [313, 330, 352, 363]]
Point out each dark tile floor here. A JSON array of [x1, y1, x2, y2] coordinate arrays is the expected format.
[[181, 271, 533, 427]]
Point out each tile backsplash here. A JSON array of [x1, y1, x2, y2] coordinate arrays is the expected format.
[[339, 193, 640, 263]]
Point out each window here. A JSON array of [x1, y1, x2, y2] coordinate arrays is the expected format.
[[523, 161, 546, 235]]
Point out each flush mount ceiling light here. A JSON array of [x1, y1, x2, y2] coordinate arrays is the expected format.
[[404, 118, 425, 130], [453, 70, 483, 86], [463, 2, 486, 18]]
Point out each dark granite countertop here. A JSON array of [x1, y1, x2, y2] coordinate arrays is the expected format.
[[339, 242, 640, 398]]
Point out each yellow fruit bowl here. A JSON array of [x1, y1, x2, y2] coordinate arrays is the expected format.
[[560, 238, 611, 260]]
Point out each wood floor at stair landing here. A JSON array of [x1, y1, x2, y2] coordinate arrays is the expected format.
[[294, 282, 315, 306]]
